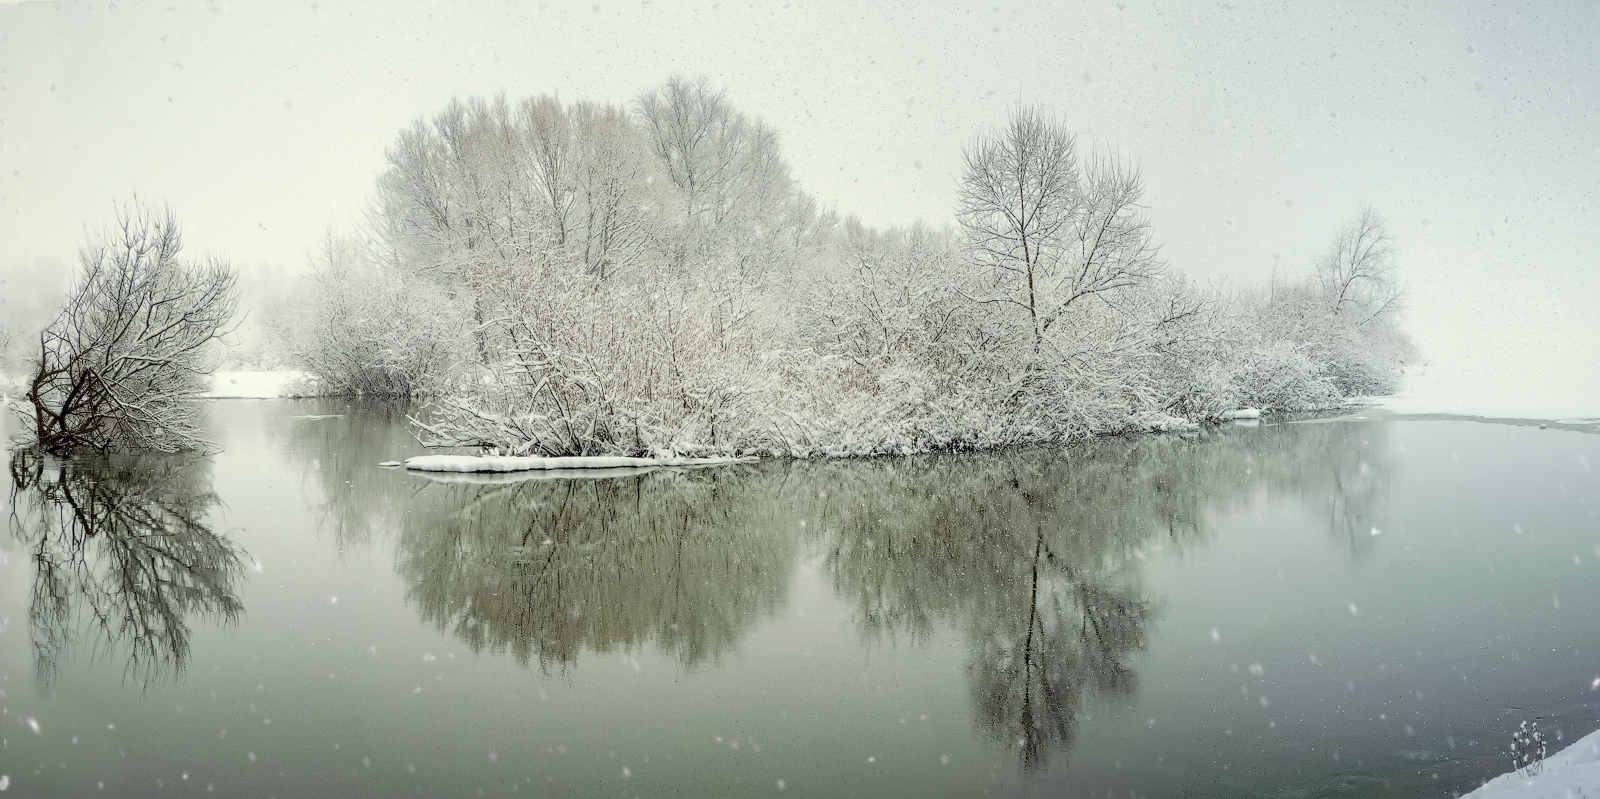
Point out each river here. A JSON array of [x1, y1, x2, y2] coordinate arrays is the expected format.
[[1, 400, 1596, 797]]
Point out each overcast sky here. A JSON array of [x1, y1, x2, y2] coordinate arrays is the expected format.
[[3, 0, 1597, 408]]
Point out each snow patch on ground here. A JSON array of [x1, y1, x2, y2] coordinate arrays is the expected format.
[[403, 454, 753, 473], [1463, 727, 1600, 798], [203, 371, 315, 399]]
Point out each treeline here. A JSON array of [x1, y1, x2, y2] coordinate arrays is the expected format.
[[277, 77, 1412, 457]]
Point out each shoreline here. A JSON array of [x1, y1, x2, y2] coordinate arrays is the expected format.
[[1461, 727, 1600, 798]]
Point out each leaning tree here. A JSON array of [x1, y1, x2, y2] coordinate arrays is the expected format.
[[13, 201, 238, 454]]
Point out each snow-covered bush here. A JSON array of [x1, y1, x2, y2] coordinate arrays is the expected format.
[[410, 259, 780, 457], [1228, 341, 1340, 412], [1512, 720, 1548, 777], [277, 234, 467, 398]]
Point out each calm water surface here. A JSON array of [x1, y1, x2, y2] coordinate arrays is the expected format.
[[1, 402, 1597, 798]]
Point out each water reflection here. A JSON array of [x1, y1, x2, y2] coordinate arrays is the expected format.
[[809, 422, 1392, 768], [396, 469, 796, 669], [7, 449, 244, 687], [804, 451, 1165, 770], [297, 410, 1390, 770], [269, 400, 415, 548]]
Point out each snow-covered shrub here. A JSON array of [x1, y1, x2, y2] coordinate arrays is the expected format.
[[1216, 259, 1412, 414], [412, 260, 781, 457], [277, 235, 467, 398], [1512, 720, 1548, 777], [1229, 341, 1340, 412]]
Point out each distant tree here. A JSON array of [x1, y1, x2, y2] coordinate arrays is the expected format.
[[635, 76, 799, 283], [0, 257, 72, 385], [278, 230, 465, 398], [569, 100, 678, 280], [1317, 204, 1402, 325], [957, 107, 1163, 351], [518, 95, 579, 248], [12, 202, 238, 454]]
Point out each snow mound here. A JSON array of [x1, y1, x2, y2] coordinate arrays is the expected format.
[[203, 370, 316, 399], [1463, 727, 1600, 798], [402, 454, 754, 473]]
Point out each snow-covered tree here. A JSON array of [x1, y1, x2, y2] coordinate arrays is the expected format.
[[569, 100, 680, 280], [636, 76, 808, 293], [277, 83, 1414, 458], [957, 107, 1163, 352], [1317, 205, 1402, 325]]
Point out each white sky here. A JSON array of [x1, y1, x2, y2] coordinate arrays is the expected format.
[[2, 0, 1597, 411]]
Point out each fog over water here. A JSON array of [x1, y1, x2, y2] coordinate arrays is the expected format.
[[2, 0, 1598, 412]]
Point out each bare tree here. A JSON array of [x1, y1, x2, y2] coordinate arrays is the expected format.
[[1317, 205, 1402, 325], [13, 201, 238, 454], [958, 107, 1163, 351]]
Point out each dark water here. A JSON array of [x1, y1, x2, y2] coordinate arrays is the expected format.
[[1, 402, 1597, 798]]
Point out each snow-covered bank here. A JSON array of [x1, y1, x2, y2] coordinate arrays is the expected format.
[[403, 454, 754, 473], [1370, 362, 1600, 423], [1463, 727, 1600, 798], [407, 466, 690, 484], [203, 370, 315, 399]]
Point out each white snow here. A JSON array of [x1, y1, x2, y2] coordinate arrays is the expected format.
[[202, 370, 315, 399], [1371, 360, 1600, 423], [402, 454, 754, 473], [1231, 408, 1262, 420], [1463, 727, 1600, 798], [413, 467, 684, 484]]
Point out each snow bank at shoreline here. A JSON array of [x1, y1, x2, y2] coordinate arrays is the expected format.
[[1462, 727, 1600, 798], [403, 454, 754, 473], [1370, 362, 1600, 423], [203, 370, 315, 399], [406, 466, 689, 484]]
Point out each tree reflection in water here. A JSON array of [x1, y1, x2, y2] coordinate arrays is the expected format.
[[332, 412, 1387, 770], [397, 468, 796, 670], [810, 422, 1391, 768], [7, 450, 244, 688], [270, 399, 415, 549]]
